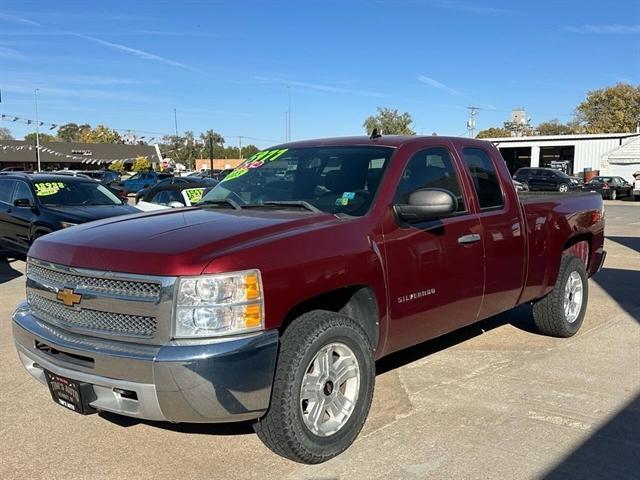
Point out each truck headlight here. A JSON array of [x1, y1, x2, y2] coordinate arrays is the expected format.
[[174, 269, 264, 338]]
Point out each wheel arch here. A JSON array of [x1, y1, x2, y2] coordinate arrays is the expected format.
[[279, 285, 381, 353]]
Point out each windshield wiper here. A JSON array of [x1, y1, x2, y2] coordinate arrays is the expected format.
[[245, 201, 322, 213], [198, 198, 242, 210]]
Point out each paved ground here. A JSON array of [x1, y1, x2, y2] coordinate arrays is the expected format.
[[1, 201, 638, 480]]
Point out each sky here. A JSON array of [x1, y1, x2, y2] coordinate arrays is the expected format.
[[0, 0, 639, 148]]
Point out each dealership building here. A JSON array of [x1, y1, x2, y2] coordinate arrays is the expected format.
[[486, 132, 640, 181], [0, 140, 161, 171]]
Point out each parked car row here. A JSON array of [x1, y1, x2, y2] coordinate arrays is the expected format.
[[0, 172, 138, 256], [513, 167, 635, 200]]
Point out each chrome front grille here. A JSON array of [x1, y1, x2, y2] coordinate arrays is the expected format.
[[28, 263, 161, 300], [25, 258, 177, 344], [28, 293, 157, 338]]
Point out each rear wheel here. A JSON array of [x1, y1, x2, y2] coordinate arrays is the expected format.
[[253, 311, 375, 464], [610, 189, 617, 200], [533, 255, 588, 337]]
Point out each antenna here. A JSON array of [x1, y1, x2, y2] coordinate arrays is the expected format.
[[370, 128, 382, 139]]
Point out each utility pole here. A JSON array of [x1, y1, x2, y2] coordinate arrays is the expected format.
[[467, 106, 479, 138], [173, 108, 178, 137], [286, 85, 291, 142], [34, 89, 41, 172], [208, 134, 214, 174], [238, 135, 243, 160]]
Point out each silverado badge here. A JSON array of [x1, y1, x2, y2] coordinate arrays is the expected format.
[[57, 288, 82, 307]]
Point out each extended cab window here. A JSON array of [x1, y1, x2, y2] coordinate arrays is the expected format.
[[462, 148, 504, 210], [395, 147, 465, 212]]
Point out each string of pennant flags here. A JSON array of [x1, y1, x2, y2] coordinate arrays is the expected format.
[[0, 113, 162, 143], [0, 142, 155, 164]]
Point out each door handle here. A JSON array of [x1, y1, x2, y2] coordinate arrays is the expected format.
[[458, 233, 481, 245]]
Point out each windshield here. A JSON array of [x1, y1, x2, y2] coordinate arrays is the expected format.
[[200, 146, 394, 216], [34, 181, 123, 206]]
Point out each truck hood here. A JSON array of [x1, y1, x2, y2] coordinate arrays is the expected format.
[[29, 207, 340, 275]]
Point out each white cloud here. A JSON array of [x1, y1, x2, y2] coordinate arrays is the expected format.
[[254, 76, 386, 98], [417, 75, 463, 96], [0, 13, 42, 27], [0, 46, 25, 59], [564, 24, 640, 34], [74, 34, 197, 71]]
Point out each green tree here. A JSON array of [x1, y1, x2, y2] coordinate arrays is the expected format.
[[131, 156, 151, 172], [240, 144, 259, 159], [476, 127, 511, 139], [535, 119, 575, 136], [200, 130, 225, 159], [81, 125, 122, 144], [110, 160, 126, 173], [24, 132, 56, 143], [57, 123, 91, 142], [363, 107, 415, 135], [0, 127, 14, 140], [575, 83, 640, 133]]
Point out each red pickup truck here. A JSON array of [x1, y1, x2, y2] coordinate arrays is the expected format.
[[13, 135, 605, 464]]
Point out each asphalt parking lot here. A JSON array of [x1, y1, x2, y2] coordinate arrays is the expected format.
[[1, 200, 638, 480]]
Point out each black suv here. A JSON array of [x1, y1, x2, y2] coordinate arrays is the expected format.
[[513, 167, 576, 193], [0, 173, 138, 256]]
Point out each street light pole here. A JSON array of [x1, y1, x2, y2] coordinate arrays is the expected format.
[[34, 89, 41, 172]]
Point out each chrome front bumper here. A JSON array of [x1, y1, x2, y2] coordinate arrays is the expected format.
[[12, 302, 279, 423]]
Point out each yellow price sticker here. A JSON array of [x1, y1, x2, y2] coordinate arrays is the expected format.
[[221, 148, 289, 183], [183, 188, 204, 204], [34, 182, 65, 196]]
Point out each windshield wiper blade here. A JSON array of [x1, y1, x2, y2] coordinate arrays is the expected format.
[[198, 199, 242, 210], [247, 201, 322, 213]]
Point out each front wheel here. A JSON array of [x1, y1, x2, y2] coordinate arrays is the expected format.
[[610, 189, 617, 200], [533, 255, 588, 337], [558, 183, 569, 193], [254, 311, 375, 464]]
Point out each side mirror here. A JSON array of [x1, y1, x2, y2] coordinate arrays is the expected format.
[[394, 188, 457, 222], [13, 198, 34, 208]]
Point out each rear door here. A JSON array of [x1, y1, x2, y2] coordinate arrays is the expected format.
[[382, 145, 484, 351], [456, 145, 526, 319], [527, 169, 545, 190]]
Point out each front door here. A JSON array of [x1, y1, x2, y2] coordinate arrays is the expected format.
[[9, 180, 37, 253], [382, 146, 484, 353]]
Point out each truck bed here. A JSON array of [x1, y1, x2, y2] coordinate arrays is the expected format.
[[517, 190, 604, 304], [517, 191, 598, 204]]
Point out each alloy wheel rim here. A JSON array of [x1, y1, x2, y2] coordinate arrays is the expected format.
[[560, 184, 568, 192], [564, 271, 583, 323], [300, 342, 360, 437]]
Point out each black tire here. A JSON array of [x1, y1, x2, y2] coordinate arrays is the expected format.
[[253, 310, 375, 464], [634, 195, 640, 202], [533, 255, 588, 338]]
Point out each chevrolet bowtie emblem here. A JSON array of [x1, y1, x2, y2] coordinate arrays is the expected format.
[[56, 288, 82, 307]]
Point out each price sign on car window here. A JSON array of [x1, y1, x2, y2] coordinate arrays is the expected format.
[[34, 182, 65, 196], [183, 188, 205, 205]]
